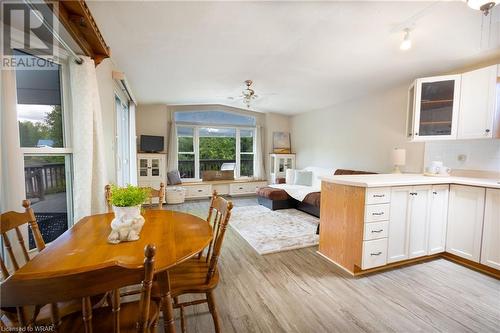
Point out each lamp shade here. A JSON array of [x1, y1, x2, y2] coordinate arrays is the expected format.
[[392, 148, 406, 166]]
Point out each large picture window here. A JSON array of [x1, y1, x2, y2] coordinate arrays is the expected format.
[[175, 111, 256, 180]]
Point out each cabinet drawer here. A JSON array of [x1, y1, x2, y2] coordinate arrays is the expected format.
[[362, 238, 388, 270], [230, 182, 266, 195], [363, 221, 389, 240], [364, 204, 390, 222], [185, 185, 212, 198], [365, 188, 391, 205]]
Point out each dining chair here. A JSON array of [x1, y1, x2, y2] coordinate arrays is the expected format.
[[0, 201, 107, 329], [1, 200, 46, 326], [1, 244, 160, 333], [159, 192, 233, 333], [105, 183, 165, 212]]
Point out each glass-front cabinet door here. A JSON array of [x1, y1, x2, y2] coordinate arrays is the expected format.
[[139, 158, 149, 177], [412, 75, 461, 141], [151, 158, 160, 177]]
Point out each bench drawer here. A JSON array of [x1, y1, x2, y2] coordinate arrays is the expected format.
[[364, 204, 390, 222], [185, 184, 212, 198]]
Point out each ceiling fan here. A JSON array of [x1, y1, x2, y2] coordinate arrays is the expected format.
[[227, 80, 259, 108]]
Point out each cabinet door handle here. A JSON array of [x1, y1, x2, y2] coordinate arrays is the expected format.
[[370, 252, 382, 256], [373, 194, 385, 198], [415, 132, 419, 136], [485, 129, 490, 133], [372, 212, 384, 216], [433, 191, 438, 195], [371, 229, 383, 233]]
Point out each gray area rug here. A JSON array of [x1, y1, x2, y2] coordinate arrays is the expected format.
[[230, 205, 319, 255]]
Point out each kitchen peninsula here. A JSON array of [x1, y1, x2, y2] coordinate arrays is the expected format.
[[318, 174, 500, 278]]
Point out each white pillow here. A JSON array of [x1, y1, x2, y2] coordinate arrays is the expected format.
[[285, 169, 295, 184], [293, 170, 313, 186]]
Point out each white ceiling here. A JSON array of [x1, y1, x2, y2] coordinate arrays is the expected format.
[[87, 1, 500, 115]]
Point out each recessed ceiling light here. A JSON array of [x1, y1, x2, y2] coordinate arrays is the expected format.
[[400, 28, 412, 51]]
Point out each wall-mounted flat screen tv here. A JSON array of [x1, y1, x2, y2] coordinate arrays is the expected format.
[[140, 135, 164, 153]]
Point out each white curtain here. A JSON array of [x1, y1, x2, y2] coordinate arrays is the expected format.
[[0, 69, 26, 213], [254, 125, 265, 180], [128, 102, 138, 185], [69, 56, 108, 221], [167, 121, 178, 172]]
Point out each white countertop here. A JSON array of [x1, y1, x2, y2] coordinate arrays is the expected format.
[[320, 173, 500, 189]]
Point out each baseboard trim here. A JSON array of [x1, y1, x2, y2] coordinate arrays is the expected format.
[[317, 251, 500, 279]]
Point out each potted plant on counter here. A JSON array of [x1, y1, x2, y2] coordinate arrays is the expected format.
[[107, 185, 150, 244]]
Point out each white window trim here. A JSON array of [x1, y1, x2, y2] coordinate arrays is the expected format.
[[176, 125, 256, 181]]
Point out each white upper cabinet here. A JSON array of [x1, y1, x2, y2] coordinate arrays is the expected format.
[[446, 185, 485, 262], [427, 185, 449, 255], [458, 65, 498, 139], [481, 189, 500, 270], [409, 75, 461, 141], [407, 64, 500, 141]]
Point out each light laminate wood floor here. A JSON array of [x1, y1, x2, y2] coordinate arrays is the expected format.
[[161, 196, 500, 333]]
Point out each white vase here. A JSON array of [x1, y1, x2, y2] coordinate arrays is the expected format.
[[107, 205, 145, 244]]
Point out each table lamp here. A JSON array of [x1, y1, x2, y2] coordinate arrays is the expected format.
[[392, 148, 406, 173]]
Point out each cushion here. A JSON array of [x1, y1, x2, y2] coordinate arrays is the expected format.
[[256, 187, 290, 201], [293, 170, 313, 186], [334, 169, 378, 175], [285, 169, 295, 184], [167, 170, 182, 185]]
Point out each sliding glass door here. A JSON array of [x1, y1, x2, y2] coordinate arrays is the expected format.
[[115, 95, 131, 186]]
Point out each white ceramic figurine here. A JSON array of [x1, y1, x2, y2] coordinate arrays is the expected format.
[[107, 205, 145, 244]]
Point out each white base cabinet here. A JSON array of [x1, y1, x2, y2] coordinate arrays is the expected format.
[[387, 186, 432, 263], [446, 185, 485, 262], [481, 189, 500, 270], [427, 185, 449, 254]]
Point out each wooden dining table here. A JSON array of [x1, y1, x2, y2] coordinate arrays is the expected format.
[[1, 210, 213, 333]]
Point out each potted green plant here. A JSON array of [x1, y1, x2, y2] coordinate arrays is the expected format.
[[107, 185, 150, 244]]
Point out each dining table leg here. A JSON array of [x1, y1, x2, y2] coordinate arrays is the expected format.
[[157, 270, 176, 333]]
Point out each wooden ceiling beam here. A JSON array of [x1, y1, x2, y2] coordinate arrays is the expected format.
[[46, 0, 110, 65]]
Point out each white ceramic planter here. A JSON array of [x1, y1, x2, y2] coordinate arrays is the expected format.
[[107, 205, 145, 244]]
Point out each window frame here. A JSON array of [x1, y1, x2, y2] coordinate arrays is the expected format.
[[15, 52, 74, 231], [176, 124, 256, 181]]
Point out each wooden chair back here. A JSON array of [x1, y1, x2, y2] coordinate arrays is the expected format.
[[105, 183, 165, 212], [205, 191, 233, 283], [1, 244, 157, 333], [143, 182, 165, 209], [0, 200, 45, 278]]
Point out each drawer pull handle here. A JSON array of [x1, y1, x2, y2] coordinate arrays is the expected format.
[[373, 194, 385, 198], [197, 189, 203, 192], [371, 229, 383, 233], [370, 252, 382, 256], [239, 187, 244, 190], [372, 212, 384, 216]]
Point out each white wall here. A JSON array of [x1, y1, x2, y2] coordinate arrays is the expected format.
[[425, 139, 500, 173], [135, 104, 169, 153], [265, 112, 290, 180], [290, 84, 425, 173]]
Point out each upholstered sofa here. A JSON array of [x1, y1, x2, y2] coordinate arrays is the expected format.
[[257, 168, 377, 232]]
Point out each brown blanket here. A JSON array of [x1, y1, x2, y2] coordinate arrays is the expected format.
[[256, 187, 291, 201]]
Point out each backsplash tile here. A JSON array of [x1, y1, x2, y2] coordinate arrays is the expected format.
[[424, 139, 500, 173]]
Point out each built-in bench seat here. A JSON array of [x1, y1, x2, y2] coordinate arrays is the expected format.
[[171, 179, 268, 199]]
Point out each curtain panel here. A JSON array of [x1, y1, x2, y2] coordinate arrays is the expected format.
[[69, 56, 108, 221], [167, 122, 178, 172], [254, 125, 265, 180]]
